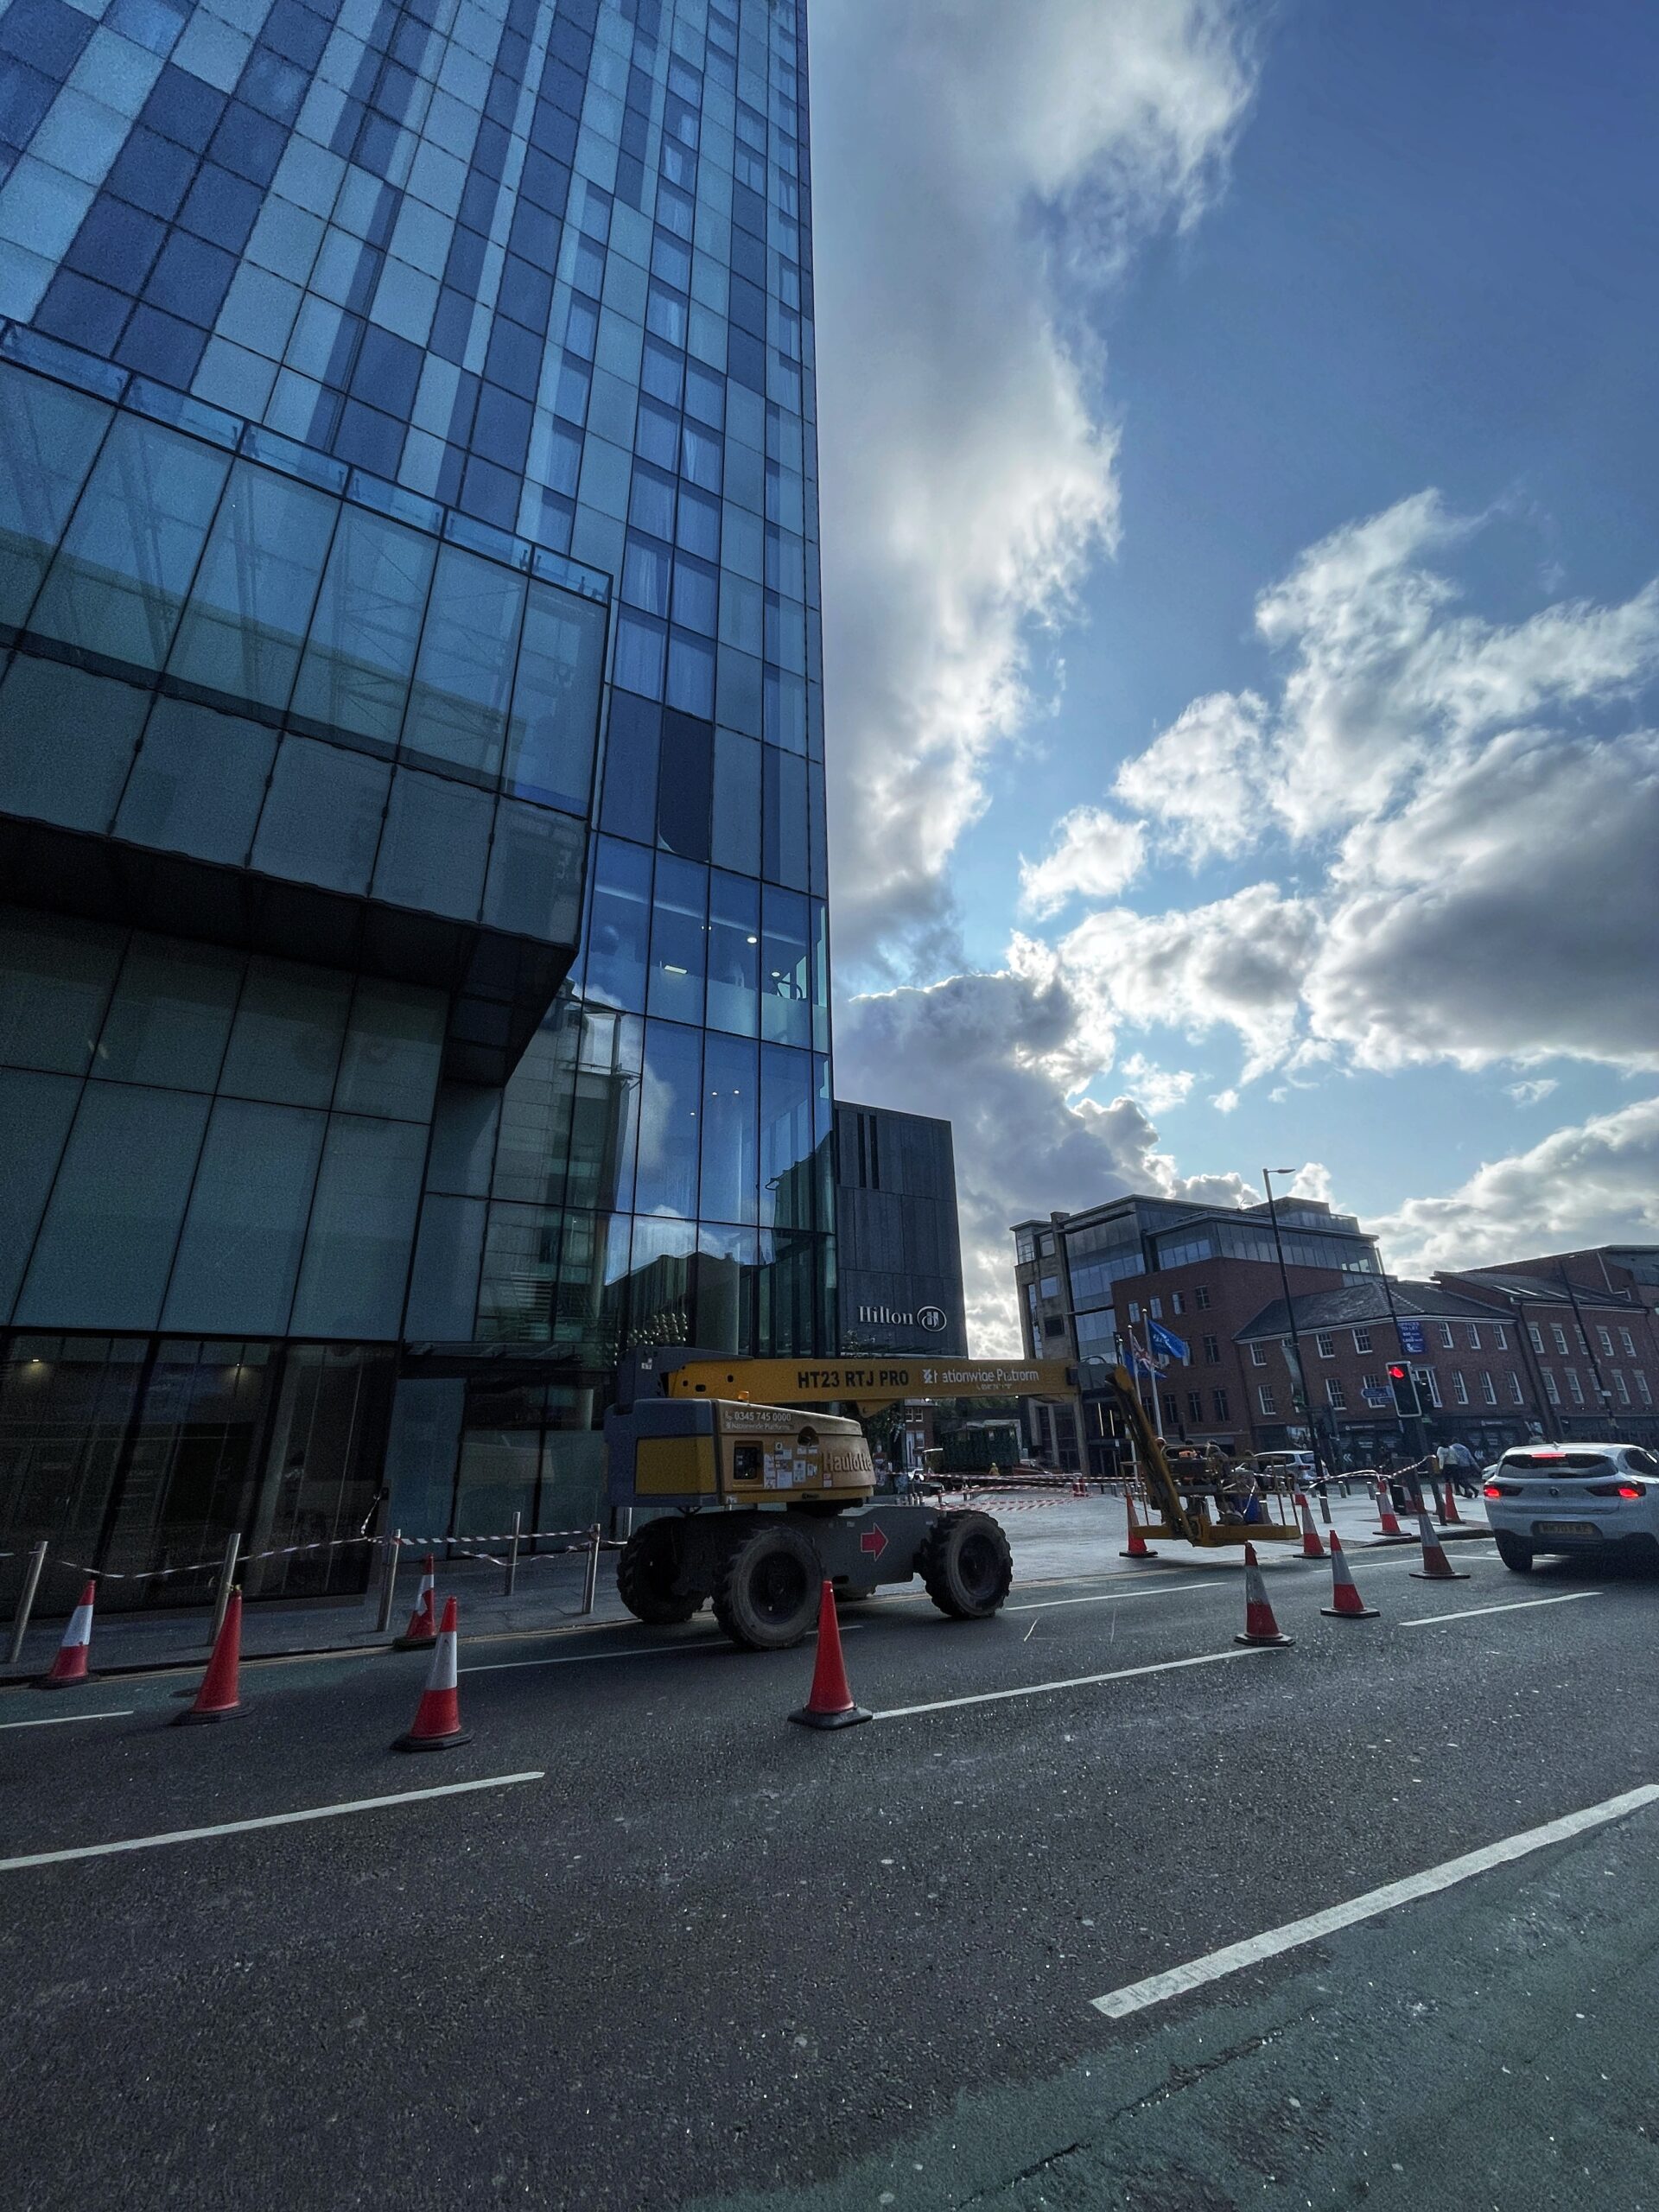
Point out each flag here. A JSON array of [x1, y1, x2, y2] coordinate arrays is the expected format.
[[1128, 1332, 1159, 1379], [1147, 1319, 1190, 1365]]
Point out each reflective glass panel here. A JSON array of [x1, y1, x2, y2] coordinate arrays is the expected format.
[[29, 413, 232, 671], [502, 579, 607, 815], [646, 854, 706, 1025], [160, 1097, 325, 1334], [334, 978, 444, 1122], [760, 884, 810, 1048], [0, 1067, 79, 1316], [633, 1020, 701, 1218], [289, 505, 435, 747], [289, 1114, 426, 1338], [0, 657, 148, 832], [701, 1030, 757, 1225], [583, 837, 652, 1013], [251, 735, 391, 897], [705, 870, 759, 1037], [0, 907, 120, 1076], [402, 543, 524, 783], [0, 362, 111, 630], [16, 1081, 211, 1330], [218, 956, 351, 1109], [166, 460, 336, 710], [96, 935, 241, 1091], [760, 1043, 812, 1232], [115, 697, 276, 864]]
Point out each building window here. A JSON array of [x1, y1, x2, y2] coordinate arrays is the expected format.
[[1552, 1325, 1569, 1355], [1598, 1326, 1615, 1357], [1493, 1324, 1508, 1350], [1150, 1298, 1163, 1319], [1039, 1233, 1055, 1256], [1542, 1369, 1560, 1404], [1316, 1332, 1335, 1357], [1566, 1368, 1585, 1405], [1015, 1230, 1036, 1266], [1194, 1287, 1211, 1310], [1170, 1291, 1185, 1315], [1203, 1333, 1220, 1365], [1044, 1315, 1066, 1338], [1249, 1344, 1268, 1367], [1637, 1372, 1653, 1406], [1614, 1370, 1630, 1406], [1352, 1327, 1372, 1352], [1128, 1302, 1140, 1323], [1186, 1391, 1203, 1421], [1362, 1372, 1382, 1395], [1439, 1322, 1455, 1349], [1575, 1326, 1590, 1355], [1509, 1372, 1525, 1406], [1326, 1378, 1346, 1409], [1481, 1371, 1497, 1404], [1452, 1370, 1469, 1405], [1258, 1384, 1277, 1416], [1466, 1324, 1481, 1349], [1619, 1328, 1637, 1357], [1161, 1392, 1177, 1426], [1212, 1389, 1230, 1421], [1529, 1324, 1544, 1353], [1039, 1275, 1060, 1300], [1417, 1367, 1441, 1408]]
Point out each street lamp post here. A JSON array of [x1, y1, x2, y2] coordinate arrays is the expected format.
[[1262, 1167, 1332, 1501], [1556, 1264, 1618, 1439]]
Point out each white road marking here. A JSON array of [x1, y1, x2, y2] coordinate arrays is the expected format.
[[1399, 1592, 1603, 1628], [1089, 1780, 1659, 2021], [462, 1624, 861, 1676], [873, 1644, 1273, 1721], [1006, 1580, 1212, 1613], [0, 1772, 544, 1874], [0, 1709, 135, 1731]]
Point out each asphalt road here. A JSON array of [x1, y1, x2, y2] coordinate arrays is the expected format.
[[4, 1536, 1659, 2210]]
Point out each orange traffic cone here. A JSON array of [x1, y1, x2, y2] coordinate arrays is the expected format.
[[393, 1597, 471, 1751], [1319, 1533, 1379, 1619], [1120, 1495, 1159, 1560], [1410, 1510, 1471, 1582], [175, 1590, 246, 1724], [1440, 1479, 1463, 1526], [394, 1555, 438, 1649], [36, 1580, 96, 1689], [1375, 1477, 1407, 1539], [788, 1581, 871, 1730], [1294, 1491, 1326, 1559], [1235, 1542, 1294, 1647]]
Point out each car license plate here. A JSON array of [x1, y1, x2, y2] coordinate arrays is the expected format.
[[1535, 1520, 1598, 1538]]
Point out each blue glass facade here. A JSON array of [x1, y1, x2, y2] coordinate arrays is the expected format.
[[0, 0, 833, 1599]]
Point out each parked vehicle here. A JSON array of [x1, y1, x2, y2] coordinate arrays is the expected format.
[[1482, 1442, 1659, 1572]]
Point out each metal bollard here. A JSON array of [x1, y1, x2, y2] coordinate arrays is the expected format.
[[376, 1529, 403, 1635], [1318, 1484, 1334, 1526], [580, 1523, 601, 1616], [207, 1531, 241, 1647], [7, 1539, 48, 1667], [504, 1510, 521, 1599]]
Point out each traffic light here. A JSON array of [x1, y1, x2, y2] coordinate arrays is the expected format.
[[1387, 1363, 1421, 1418]]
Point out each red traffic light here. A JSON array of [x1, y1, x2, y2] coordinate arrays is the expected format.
[[1386, 1363, 1408, 1381]]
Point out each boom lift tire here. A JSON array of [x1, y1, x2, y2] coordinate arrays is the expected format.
[[616, 1520, 702, 1624], [918, 1510, 1014, 1620], [712, 1522, 823, 1650]]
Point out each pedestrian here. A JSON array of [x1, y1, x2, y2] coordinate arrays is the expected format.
[[1444, 1438, 1480, 1499]]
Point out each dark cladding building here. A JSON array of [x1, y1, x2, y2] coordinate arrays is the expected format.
[[0, 0, 834, 1606], [834, 1103, 967, 1357]]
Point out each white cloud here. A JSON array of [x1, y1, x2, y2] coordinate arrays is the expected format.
[[1117, 1053, 1197, 1114], [1019, 805, 1146, 915], [1112, 690, 1269, 861], [1018, 491, 1659, 1092], [1374, 1096, 1659, 1276], [810, 1, 1260, 973], [834, 963, 1254, 1353], [1506, 1077, 1560, 1106]]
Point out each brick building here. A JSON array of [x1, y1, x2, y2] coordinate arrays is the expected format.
[[1437, 1268, 1659, 1447]]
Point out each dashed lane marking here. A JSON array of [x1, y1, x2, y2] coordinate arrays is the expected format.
[[1089, 1780, 1659, 2020], [872, 1644, 1272, 1721], [0, 1772, 544, 1873], [1399, 1591, 1603, 1628], [1006, 1581, 1213, 1612], [0, 1709, 135, 1731]]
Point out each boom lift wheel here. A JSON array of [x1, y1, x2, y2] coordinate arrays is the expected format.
[[918, 1510, 1014, 1619], [712, 1523, 823, 1650], [616, 1519, 702, 1624]]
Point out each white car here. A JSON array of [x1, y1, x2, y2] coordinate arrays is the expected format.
[[1483, 1442, 1659, 1571]]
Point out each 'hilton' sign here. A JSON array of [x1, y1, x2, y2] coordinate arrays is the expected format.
[[858, 1302, 949, 1334]]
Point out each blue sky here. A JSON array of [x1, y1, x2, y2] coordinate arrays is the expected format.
[[808, 0, 1659, 1345]]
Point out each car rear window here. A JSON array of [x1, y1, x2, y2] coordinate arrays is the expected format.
[[1501, 1452, 1616, 1477]]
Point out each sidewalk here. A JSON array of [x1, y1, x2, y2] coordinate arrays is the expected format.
[[1, 1484, 1485, 1686]]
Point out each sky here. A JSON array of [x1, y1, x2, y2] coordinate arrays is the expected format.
[[803, 0, 1659, 1352]]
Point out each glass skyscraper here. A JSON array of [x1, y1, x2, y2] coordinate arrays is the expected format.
[[0, 0, 832, 1605]]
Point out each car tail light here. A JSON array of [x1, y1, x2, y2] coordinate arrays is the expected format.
[[1483, 1483, 1507, 1498], [1586, 1482, 1646, 1498]]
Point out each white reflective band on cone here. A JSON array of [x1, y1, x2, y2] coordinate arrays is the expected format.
[[63, 1603, 92, 1647], [432, 1631, 458, 1694]]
